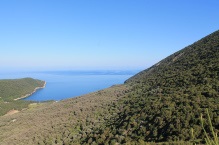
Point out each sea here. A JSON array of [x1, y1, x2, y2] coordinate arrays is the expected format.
[[0, 70, 137, 101]]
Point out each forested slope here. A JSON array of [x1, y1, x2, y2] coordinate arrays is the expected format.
[[0, 85, 130, 144], [82, 30, 219, 144], [0, 78, 45, 116], [0, 30, 219, 145]]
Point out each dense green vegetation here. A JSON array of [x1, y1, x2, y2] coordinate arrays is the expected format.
[[0, 30, 218, 144], [80, 30, 219, 144], [0, 85, 130, 144], [201, 109, 219, 145], [0, 78, 45, 116]]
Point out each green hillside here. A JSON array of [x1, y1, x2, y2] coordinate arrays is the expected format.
[[81, 30, 219, 144], [0, 30, 218, 145], [0, 78, 45, 116], [0, 85, 130, 144]]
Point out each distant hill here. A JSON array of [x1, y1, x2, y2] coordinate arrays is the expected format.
[[0, 78, 45, 116], [0, 30, 218, 144]]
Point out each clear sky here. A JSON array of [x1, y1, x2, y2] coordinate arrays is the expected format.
[[0, 0, 219, 71]]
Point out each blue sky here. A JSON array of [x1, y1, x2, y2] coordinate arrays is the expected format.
[[0, 0, 219, 71]]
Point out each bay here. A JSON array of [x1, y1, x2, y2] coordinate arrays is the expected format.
[[0, 70, 136, 101]]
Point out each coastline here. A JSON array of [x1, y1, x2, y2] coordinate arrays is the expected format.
[[14, 81, 46, 101]]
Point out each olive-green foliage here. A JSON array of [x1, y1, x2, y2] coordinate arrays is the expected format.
[[82, 30, 219, 144], [201, 109, 219, 145], [0, 78, 45, 115], [0, 30, 219, 145], [0, 85, 130, 144], [0, 77, 44, 101]]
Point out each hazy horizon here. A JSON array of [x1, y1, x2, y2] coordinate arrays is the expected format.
[[1, 0, 219, 71]]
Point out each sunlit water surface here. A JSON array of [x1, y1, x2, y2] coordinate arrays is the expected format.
[[0, 71, 137, 101]]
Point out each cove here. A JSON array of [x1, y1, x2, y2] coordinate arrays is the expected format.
[[0, 70, 137, 101]]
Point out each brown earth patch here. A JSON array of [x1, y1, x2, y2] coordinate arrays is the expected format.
[[4, 110, 19, 116]]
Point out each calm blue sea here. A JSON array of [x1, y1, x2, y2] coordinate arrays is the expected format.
[[0, 70, 137, 101]]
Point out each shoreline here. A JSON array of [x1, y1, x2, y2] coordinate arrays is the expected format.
[[14, 81, 46, 101]]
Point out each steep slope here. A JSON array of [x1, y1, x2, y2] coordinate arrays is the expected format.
[[82, 30, 219, 144], [0, 78, 45, 116], [126, 30, 219, 84], [0, 30, 218, 145]]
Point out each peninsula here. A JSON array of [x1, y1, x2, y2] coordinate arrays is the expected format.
[[0, 78, 45, 116], [14, 81, 46, 101], [0, 30, 219, 144]]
